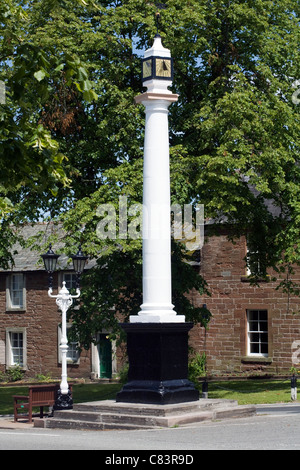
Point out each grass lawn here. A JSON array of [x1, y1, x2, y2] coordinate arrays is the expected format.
[[0, 383, 122, 416], [204, 379, 293, 405], [0, 379, 296, 415]]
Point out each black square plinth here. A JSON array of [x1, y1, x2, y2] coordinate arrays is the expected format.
[[116, 323, 199, 405]]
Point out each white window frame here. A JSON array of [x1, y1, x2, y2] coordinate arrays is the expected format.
[[6, 328, 27, 370], [6, 273, 26, 311], [247, 309, 268, 357], [58, 324, 80, 364], [60, 272, 77, 292]]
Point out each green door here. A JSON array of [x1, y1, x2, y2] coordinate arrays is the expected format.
[[99, 335, 112, 378]]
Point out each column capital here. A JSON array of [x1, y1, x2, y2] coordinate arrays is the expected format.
[[134, 92, 179, 105]]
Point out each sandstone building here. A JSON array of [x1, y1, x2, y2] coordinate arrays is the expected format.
[[1, 223, 299, 380]]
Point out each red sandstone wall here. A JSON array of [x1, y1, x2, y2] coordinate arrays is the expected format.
[[189, 233, 300, 376]]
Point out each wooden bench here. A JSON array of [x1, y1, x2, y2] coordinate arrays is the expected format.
[[13, 384, 72, 423]]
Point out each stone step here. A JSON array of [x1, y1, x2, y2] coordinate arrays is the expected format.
[[51, 409, 212, 428], [72, 398, 239, 416], [42, 411, 213, 430], [51, 409, 165, 427], [44, 418, 155, 431], [37, 400, 256, 431]]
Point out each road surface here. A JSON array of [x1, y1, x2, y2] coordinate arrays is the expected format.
[[0, 403, 299, 451]]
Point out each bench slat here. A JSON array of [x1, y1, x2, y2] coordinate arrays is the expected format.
[[13, 384, 72, 423]]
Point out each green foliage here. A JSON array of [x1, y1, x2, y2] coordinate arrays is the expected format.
[[34, 372, 53, 382], [0, 4, 91, 208], [5, 366, 25, 382], [0, 0, 98, 269], [118, 363, 129, 385], [188, 352, 207, 387], [2, 0, 300, 338], [60, 156, 210, 347]]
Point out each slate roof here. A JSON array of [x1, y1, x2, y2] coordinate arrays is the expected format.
[[0, 223, 95, 272]]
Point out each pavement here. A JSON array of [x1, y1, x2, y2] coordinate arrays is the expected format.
[[0, 416, 34, 429]]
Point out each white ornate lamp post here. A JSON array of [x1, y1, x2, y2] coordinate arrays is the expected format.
[[42, 245, 87, 410]]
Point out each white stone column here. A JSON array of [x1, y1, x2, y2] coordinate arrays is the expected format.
[[129, 35, 185, 323], [130, 92, 185, 323]]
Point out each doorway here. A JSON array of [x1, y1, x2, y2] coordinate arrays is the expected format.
[[99, 334, 112, 379]]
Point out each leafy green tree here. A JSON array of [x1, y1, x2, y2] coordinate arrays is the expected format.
[[60, 159, 210, 345], [2, 0, 300, 341], [64, 1, 300, 336], [0, 0, 96, 265]]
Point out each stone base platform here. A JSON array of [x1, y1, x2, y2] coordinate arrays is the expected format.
[[35, 399, 256, 431]]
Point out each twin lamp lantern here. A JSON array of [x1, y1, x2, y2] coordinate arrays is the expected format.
[[42, 244, 88, 289]]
